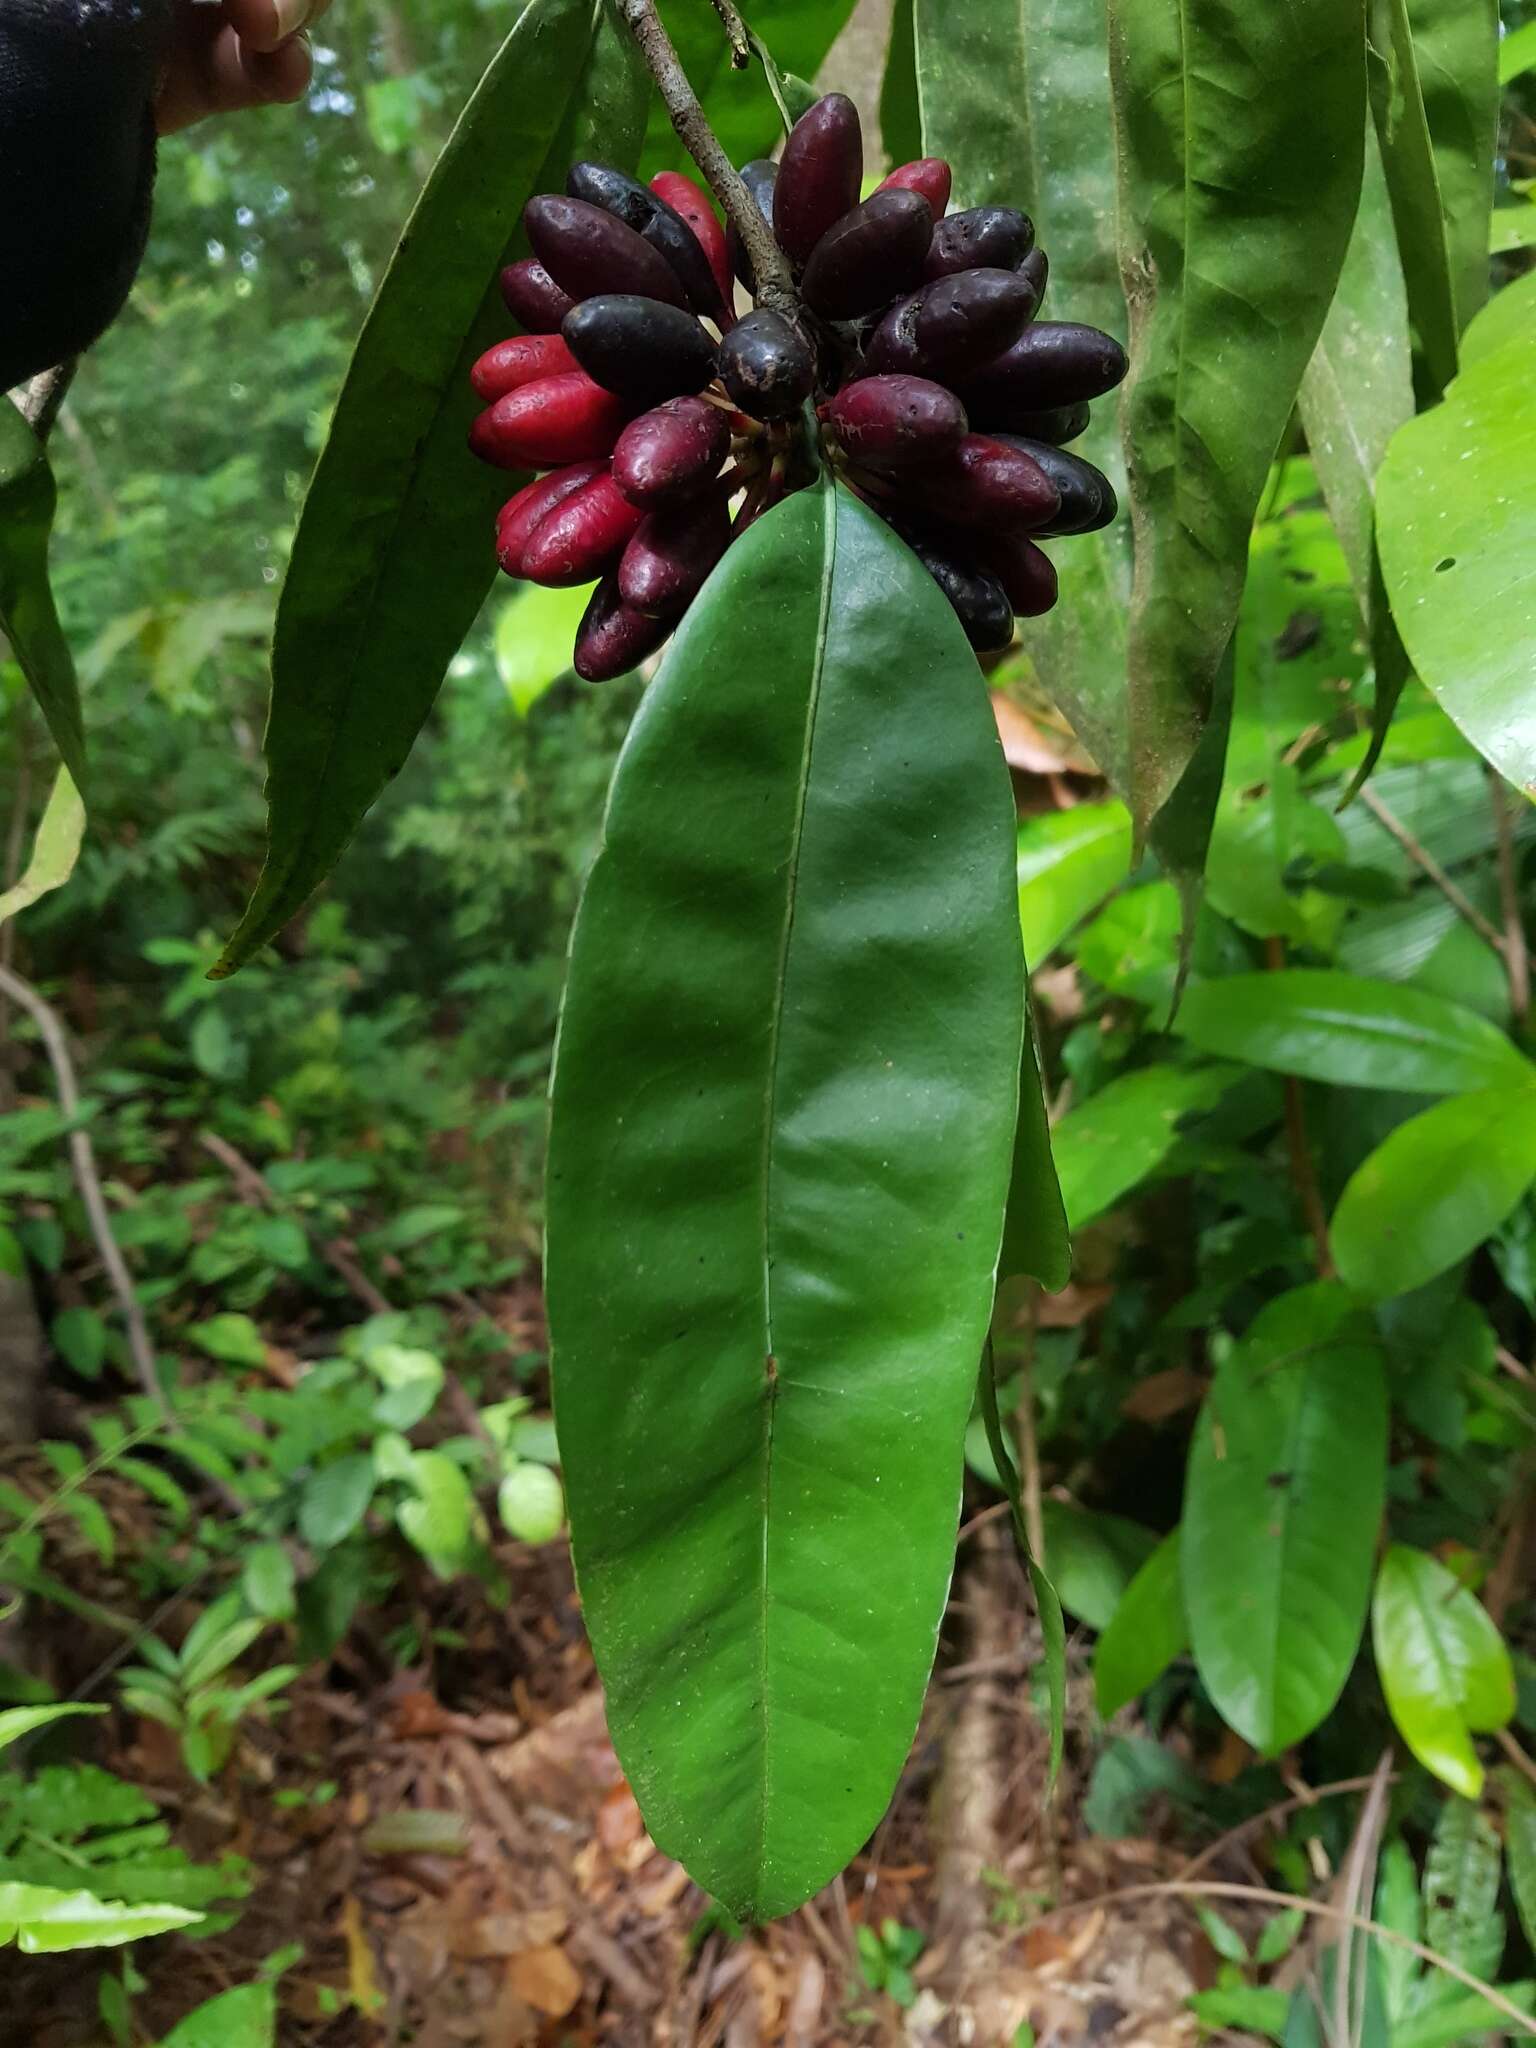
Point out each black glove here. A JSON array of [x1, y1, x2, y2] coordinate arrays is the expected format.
[[1, 0, 172, 393]]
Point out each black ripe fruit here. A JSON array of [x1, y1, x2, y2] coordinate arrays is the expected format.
[[774, 94, 863, 268], [800, 189, 934, 320], [729, 159, 779, 290], [611, 397, 731, 510], [903, 531, 1015, 652], [865, 267, 1038, 379], [562, 296, 717, 407], [523, 195, 690, 311], [565, 161, 725, 319], [923, 206, 1036, 281], [969, 398, 1092, 445], [821, 376, 967, 470], [994, 439, 1117, 535], [961, 321, 1129, 412], [718, 310, 815, 422]]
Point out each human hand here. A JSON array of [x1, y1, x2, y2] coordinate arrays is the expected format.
[[156, 0, 333, 135]]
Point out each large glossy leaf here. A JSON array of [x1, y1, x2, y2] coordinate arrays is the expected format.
[[1405, 0, 1499, 336], [1016, 803, 1132, 967], [216, 0, 648, 975], [645, 0, 859, 171], [1093, 1526, 1186, 1720], [0, 399, 86, 796], [1175, 970, 1529, 1096], [1050, 1063, 1238, 1231], [1107, 0, 1366, 839], [1331, 1084, 1536, 1298], [1376, 290, 1536, 796], [1370, 0, 1460, 397], [911, 0, 1131, 788], [546, 480, 1023, 1922], [1372, 1543, 1514, 1797], [1183, 1284, 1387, 1752]]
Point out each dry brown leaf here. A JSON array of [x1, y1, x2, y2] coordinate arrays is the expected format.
[[507, 1943, 584, 2018], [1120, 1367, 1205, 1423], [340, 1894, 387, 2015]]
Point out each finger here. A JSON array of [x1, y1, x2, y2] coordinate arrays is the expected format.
[[156, 25, 312, 135], [221, 0, 320, 56]]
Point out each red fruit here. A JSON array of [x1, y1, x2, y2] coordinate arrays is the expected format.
[[520, 471, 645, 587], [574, 574, 673, 681], [774, 93, 863, 268], [469, 372, 629, 471], [611, 396, 731, 509], [524, 194, 689, 309], [496, 462, 605, 575], [650, 171, 734, 322], [986, 533, 1057, 616], [877, 158, 952, 217], [618, 490, 731, 617], [499, 258, 575, 333], [471, 333, 578, 402], [820, 375, 967, 469], [874, 433, 1061, 530]]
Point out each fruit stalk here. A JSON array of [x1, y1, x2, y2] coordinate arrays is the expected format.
[[617, 0, 799, 326]]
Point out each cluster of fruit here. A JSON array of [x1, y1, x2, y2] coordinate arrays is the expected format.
[[466, 94, 1127, 678]]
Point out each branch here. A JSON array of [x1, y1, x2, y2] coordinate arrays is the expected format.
[[1490, 769, 1530, 1030], [0, 963, 164, 1411], [708, 0, 750, 66], [1360, 785, 1508, 955], [197, 1129, 392, 1317], [618, 0, 799, 324]]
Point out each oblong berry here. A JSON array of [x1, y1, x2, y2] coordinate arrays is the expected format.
[[499, 257, 575, 333], [651, 171, 734, 317], [961, 321, 1129, 412], [729, 159, 778, 290], [800, 188, 933, 320], [993, 438, 1117, 534], [986, 533, 1058, 617], [923, 205, 1036, 280], [1019, 247, 1049, 306], [523, 194, 689, 310], [821, 374, 967, 469], [718, 309, 815, 422], [618, 490, 731, 618], [774, 93, 863, 268], [866, 266, 1037, 379], [611, 396, 732, 509], [574, 574, 672, 681], [878, 433, 1061, 530], [496, 462, 606, 575], [561, 295, 718, 407], [877, 158, 952, 217], [901, 528, 1015, 652], [471, 332, 578, 402], [566, 161, 725, 319], [965, 397, 1091, 444], [520, 471, 645, 587], [469, 372, 629, 470]]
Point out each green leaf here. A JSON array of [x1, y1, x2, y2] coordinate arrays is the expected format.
[[878, 0, 920, 166], [1094, 1527, 1186, 1720], [1500, 18, 1536, 80], [493, 583, 586, 716], [1050, 1064, 1239, 1231], [155, 1983, 277, 2048], [1393, 1984, 1536, 2048], [0, 766, 84, 929], [912, 0, 1131, 790], [1490, 203, 1536, 251], [998, 1017, 1070, 1293], [1016, 804, 1133, 968], [0, 1703, 104, 1754], [546, 481, 1023, 1922], [644, 1, 858, 173], [50, 1306, 107, 1381], [1331, 1085, 1536, 1298], [0, 1883, 202, 1954], [396, 1451, 475, 1576], [215, 0, 649, 975], [1502, 1767, 1536, 1954], [1184, 1283, 1388, 1752], [497, 1463, 565, 1545], [1107, 0, 1366, 837], [187, 1314, 267, 1369], [240, 1544, 296, 1623], [1174, 971, 1529, 1096], [0, 401, 87, 795], [1371, 1543, 1514, 1797], [1040, 1503, 1156, 1633], [978, 1352, 1066, 1788], [1423, 1794, 1503, 1982], [1376, 307, 1536, 795], [1369, 0, 1461, 397], [1404, 0, 1499, 336]]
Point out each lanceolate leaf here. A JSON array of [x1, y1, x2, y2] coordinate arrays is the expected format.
[[645, 0, 859, 172], [1372, 1544, 1514, 1797], [1376, 296, 1536, 795], [1051, 1063, 1239, 1231], [1107, 0, 1366, 841], [0, 399, 86, 797], [1183, 1284, 1388, 1753], [1331, 1085, 1536, 1298], [547, 481, 1023, 1922], [998, 1017, 1070, 1292], [1174, 970, 1530, 1096], [912, 0, 1132, 789], [1369, 0, 1460, 397], [878, 0, 921, 167], [1404, 0, 1499, 336], [1094, 1526, 1187, 1720], [216, 0, 648, 976]]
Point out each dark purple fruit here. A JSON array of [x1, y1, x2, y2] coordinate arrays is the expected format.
[[523, 195, 689, 311], [923, 206, 1035, 280], [561, 295, 717, 407], [994, 438, 1117, 534], [500, 257, 577, 334], [865, 266, 1038, 378], [986, 533, 1058, 617], [967, 397, 1091, 444], [961, 321, 1129, 411], [821, 375, 967, 470], [729, 159, 778, 290], [574, 574, 673, 681], [774, 93, 863, 268], [885, 433, 1061, 530], [611, 397, 732, 509], [1018, 247, 1048, 306], [618, 490, 731, 618], [566, 160, 726, 320], [718, 310, 815, 422], [800, 188, 933, 319], [519, 471, 645, 587], [902, 531, 1015, 652]]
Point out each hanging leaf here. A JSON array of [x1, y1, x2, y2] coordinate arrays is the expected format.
[[1331, 1084, 1536, 1298], [913, 0, 1131, 788], [1422, 1794, 1504, 1982], [1404, 0, 1499, 335], [1107, 0, 1366, 840], [1184, 1284, 1388, 1753], [1376, 285, 1536, 796], [1050, 1063, 1239, 1231], [215, 0, 649, 976], [878, 0, 921, 167], [1094, 1526, 1187, 1720], [1369, 0, 1461, 397], [1175, 970, 1530, 1096], [644, 0, 859, 172], [0, 766, 84, 928], [998, 1016, 1070, 1292], [1016, 803, 1133, 968], [0, 400, 86, 796], [1371, 1543, 1514, 1797], [547, 481, 1023, 1922]]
